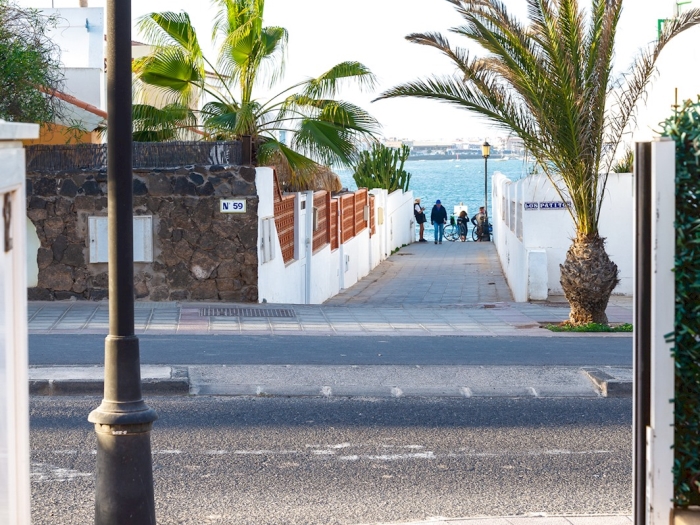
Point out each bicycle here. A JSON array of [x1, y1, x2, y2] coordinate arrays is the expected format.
[[472, 221, 493, 241], [444, 216, 469, 242]]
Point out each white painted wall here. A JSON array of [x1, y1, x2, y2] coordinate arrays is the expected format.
[[493, 172, 633, 301], [41, 8, 104, 69], [256, 168, 415, 304]]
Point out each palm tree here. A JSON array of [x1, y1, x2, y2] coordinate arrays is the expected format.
[[378, 0, 700, 325], [132, 0, 379, 183]]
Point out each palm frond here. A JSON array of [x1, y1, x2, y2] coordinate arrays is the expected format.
[[301, 62, 377, 99]]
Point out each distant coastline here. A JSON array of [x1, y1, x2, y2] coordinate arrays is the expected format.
[[407, 151, 507, 161]]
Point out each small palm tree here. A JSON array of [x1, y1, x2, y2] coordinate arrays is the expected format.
[[378, 0, 700, 324], [133, 0, 379, 183]]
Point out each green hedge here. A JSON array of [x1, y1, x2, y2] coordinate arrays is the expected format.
[[662, 99, 700, 507]]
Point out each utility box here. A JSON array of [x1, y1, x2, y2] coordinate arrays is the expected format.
[[0, 120, 37, 525]]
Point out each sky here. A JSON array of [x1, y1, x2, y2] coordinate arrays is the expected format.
[[18, 0, 691, 142]]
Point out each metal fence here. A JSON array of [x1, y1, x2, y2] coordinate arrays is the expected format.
[[25, 141, 243, 172]]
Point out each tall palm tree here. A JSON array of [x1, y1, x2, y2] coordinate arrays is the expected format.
[[378, 0, 700, 325], [132, 0, 379, 182]]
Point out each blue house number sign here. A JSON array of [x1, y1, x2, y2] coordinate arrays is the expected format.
[[220, 199, 247, 213]]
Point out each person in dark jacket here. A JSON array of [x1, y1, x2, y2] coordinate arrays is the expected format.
[[430, 199, 447, 244]]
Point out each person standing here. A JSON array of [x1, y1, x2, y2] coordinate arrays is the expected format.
[[431, 199, 447, 244], [471, 206, 487, 242], [457, 210, 469, 241], [414, 198, 427, 242]]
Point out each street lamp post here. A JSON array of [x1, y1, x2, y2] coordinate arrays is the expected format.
[[87, 2, 157, 524], [481, 141, 491, 241]]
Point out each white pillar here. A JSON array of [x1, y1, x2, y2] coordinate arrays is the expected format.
[[0, 120, 38, 525], [647, 137, 676, 525]]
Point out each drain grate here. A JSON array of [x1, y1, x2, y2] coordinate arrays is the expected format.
[[200, 307, 296, 318]]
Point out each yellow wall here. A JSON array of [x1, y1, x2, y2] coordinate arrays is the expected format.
[[22, 123, 101, 146]]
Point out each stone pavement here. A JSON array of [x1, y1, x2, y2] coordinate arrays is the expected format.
[[27, 296, 632, 337]]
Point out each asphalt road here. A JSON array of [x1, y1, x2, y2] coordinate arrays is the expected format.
[[30, 334, 632, 366], [30, 396, 632, 525]]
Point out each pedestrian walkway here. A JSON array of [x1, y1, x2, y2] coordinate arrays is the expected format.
[[326, 241, 512, 306]]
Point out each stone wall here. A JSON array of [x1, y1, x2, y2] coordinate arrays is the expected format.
[[26, 165, 259, 301]]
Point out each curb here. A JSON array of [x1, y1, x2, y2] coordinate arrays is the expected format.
[[29, 366, 190, 396], [582, 368, 632, 397]]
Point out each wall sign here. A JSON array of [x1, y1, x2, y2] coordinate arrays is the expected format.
[[524, 202, 539, 210], [540, 201, 571, 210], [220, 199, 247, 213]]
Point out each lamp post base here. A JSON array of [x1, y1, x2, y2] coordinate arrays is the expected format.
[[91, 422, 157, 525]]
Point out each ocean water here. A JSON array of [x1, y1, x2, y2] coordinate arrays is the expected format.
[[336, 158, 530, 224]]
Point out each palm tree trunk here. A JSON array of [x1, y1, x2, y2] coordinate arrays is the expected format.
[[559, 233, 620, 325]]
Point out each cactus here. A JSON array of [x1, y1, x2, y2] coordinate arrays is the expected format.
[[352, 143, 411, 192]]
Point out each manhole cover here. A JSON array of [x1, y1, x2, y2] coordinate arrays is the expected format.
[[200, 307, 296, 318]]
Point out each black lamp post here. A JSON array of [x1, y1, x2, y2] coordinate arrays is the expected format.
[[87, 2, 157, 524], [481, 140, 491, 241]]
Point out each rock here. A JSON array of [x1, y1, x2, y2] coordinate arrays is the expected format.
[[52, 235, 68, 261], [54, 198, 72, 217], [189, 173, 204, 186], [190, 251, 218, 280], [215, 278, 240, 292], [169, 290, 189, 301], [240, 166, 256, 183], [199, 232, 218, 251], [43, 216, 65, 239], [231, 180, 254, 196], [91, 272, 109, 288], [241, 265, 257, 285], [238, 227, 258, 250], [183, 228, 200, 246], [72, 273, 87, 294], [218, 291, 244, 302], [28, 208, 47, 222], [74, 196, 96, 211], [216, 260, 240, 279], [192, 200, 214, 232], [191, 280, 218, 300], [62, 244, 85, 267], [149, 285, 170, 301], [134, 280, 150, 299], [243, 285, 258, 302], [158, 219, 173, 240], [59, 179, 79, 197], [38, 264, 73, 291], [81, 180, 101, 196], [213, 182, 231, 197], [133, 178, 149, 196], [197, 182, 214, 196], [166, 262, 192, 288], [28, 196, 47, 209], [173, 177, 197, 195], [174, 239, 194, 261], [37, 248, 53, 269], [28, 287, 53, 301], [34, 177, 57, 195], [158, 243, 180, 267], [214, 238, 237, 260]]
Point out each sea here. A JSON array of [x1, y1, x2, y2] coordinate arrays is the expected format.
[[336, 157, 531, 225]]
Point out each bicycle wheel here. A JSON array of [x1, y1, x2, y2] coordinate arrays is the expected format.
[[472, 226, 480, 241], [444, 225, 458, 241]]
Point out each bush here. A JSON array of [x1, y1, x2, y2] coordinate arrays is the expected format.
[[662, 99, 700, 507]]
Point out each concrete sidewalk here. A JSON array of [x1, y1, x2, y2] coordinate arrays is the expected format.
[[27, 297, 632, 337], [28, 364, 633, 398]]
